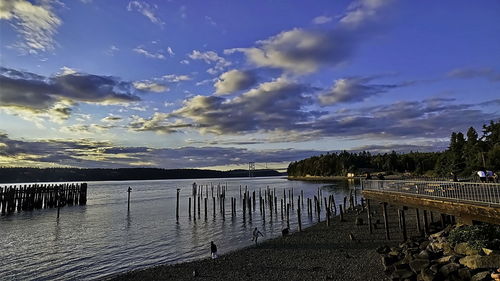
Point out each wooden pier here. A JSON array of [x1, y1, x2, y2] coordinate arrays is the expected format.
[[0, 183, 87, 215]]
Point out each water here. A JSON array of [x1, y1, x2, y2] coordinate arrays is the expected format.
[[0, 177, 358, 280]]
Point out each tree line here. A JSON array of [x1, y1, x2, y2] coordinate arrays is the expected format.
[[287, 120, 500, 178], [0, 168, 281, 184]]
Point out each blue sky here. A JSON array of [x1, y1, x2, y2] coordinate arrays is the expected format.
[[0, 0, 499, 170]]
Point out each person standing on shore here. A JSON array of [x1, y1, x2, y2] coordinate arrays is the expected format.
[[252, 227, 264, 245], [210, 241, 218, 259]]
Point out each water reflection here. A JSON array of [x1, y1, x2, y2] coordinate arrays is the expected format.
[[0, 177, 358, 281]]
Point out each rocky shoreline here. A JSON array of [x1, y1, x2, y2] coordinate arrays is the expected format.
[[377, 223, 500, 281]]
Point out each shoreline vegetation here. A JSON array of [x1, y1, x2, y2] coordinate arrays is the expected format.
[[0, 167, 282, 184], [107, 202, 422, 281], [287, 121, 500, 180]]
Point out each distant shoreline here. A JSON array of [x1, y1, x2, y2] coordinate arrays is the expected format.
[[0, 167, 283, 184]]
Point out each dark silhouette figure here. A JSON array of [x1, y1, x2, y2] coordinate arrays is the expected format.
[[210, 241, 218, 259], [377, 173, 385, 180], [282, 228, 289, 236], [365, 173, 372, 180], [252, 227, 264, 245]]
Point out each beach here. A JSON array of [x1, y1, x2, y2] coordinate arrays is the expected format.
[[109, 202, 420, 281]]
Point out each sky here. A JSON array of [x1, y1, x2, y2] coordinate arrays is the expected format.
[[0, 0, 499, 170]]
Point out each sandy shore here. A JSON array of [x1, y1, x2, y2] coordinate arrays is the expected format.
[[107, 201, 423, 281]]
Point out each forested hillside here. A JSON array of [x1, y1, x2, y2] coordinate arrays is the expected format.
[[287, 121, 500, 178]]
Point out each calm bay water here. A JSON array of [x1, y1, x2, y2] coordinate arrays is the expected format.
[[0, 177, 358, 280]]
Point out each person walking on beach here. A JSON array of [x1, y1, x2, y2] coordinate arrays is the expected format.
[[252, 227, 264, 245], [210, 241, 218, 259]]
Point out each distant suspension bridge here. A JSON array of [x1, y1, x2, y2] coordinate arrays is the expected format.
[[247, 162, 288, 177]]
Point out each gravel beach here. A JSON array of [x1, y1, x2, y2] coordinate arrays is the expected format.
[[108, 202, 421, 281]]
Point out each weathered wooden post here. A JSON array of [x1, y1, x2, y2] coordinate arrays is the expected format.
[[127, 186, 132, 211], [176, 188, 180, 222], [188, 198, 191, 218], [56, 186, 60, 219], [415, 208, 422, 235], [286, 203, 290, 229], [366, 199, 373, 234], [198, 195, 201, 218], [382, 202, 390, 240], [280, 198, 283, 220], [339, 204, 344, 222], [297, 198, 302, 231], [204, 197, 208, 220], [401, 207, 408, 241], [423, 210, 429, 236], [317, 198, 321, 223], [213, 197, 216, 218]]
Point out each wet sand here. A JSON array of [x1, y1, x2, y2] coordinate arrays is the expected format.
[[108, 203, 420, 281]]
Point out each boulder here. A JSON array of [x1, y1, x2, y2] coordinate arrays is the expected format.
[[377, 245, 391, 254], [455, 242, 480, 256], [482, 248, 500, 256], [382, 255, 399, 266], [355, 217, 363, 225], [471, 271, 492, 281], [436, 255, 454, 264], [459, 254, 500, 269], [409, 259, 430, 274], [419, 241, 430, 250], [391, 268, 414, 280], [416, 250, 430, 259], [421, 268, 437, 281], [457, 268, 471, 280], [439, 262, 460, 277]]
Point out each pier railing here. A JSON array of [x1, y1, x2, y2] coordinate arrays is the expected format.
[[361, 180, 500, 207]]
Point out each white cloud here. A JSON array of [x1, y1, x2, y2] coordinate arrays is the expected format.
[[0, 0, 62, 53], [162, 74, 192, 82], [133, 81, 168, 92], [106, 45, 120, 56], [214, 69, 256, 95], [188, 50, 231, 75], [205, 16, 216, 26], [226, 28, 351, 74], [133, 47, 166, 59], [318, 76, 399, 105], [167, 47, 175, 56], [312, 16, 332, 24], [180, 59, 190, 65], [127, 1, 164, 27], [339, 0, 393, 29]]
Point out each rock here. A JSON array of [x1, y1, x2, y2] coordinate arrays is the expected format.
[[391, 268, 414, 280], [409, 259, 430, 274], [460, 254, 500, 269], [389, 250, 401, 257], [439, 262, 460, 277], [382, 255, 399, 266], [192, 270, 199, 277], [416, 250, 430, 259], [436, 255, 454, 264], [420, 241, 431, 250], [421, 268, 437, 281], [355, 217, 363, 225], [471, 271, 491, 281], [377, 245, 391, 254], [482, 248, 500, 256], [429, 264, 439, 274], [457, 268, 471, 280], [455, 242, 480, 256]]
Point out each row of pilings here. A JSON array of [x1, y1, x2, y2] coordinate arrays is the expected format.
[[175, 182, 361, 232], [0, 183, 87, 215]]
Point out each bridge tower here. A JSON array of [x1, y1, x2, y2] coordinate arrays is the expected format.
[[248, 162, 255, 177]]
